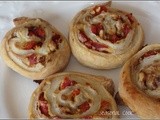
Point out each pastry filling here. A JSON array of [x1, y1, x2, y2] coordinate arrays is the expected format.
[[7, 20, 62, 72], [76, 4, 138, 54], [133, 50, 160, 97], [34, 76, 113, 118], [38, 92, 61, 119], [38, 92, 50, 117], [140, 50, 160, 60], [79, 30, 108, 53]]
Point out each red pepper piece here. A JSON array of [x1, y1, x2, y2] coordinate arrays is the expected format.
[[79, 31, 108, 50], [85, 41, 92, 49], [92, 41, 108, 49], [91, 25, 97, 35], [39, 92, 50, 117], [35, 27, 45, 38], [78, 101, 90, 113], [39, 101, 49, 116], [23, 41, 42, 50], [110, 34, 120, 43], [91, 23, 103, 35], [28, 26, 45, 38], [24, 41, 37, 50], [27, 54, 37, 65], [141, 50, 159, 60], [101, 5, 108, 12], [60, 77, 77, 90], [71, 89, 80, 97], [79, 31, 88, 43]]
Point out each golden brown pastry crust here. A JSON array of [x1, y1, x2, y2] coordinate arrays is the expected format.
[[69, 1, 144, 69], [0, 17, 70, 80], [28, 72, 118, 119], [119, 44, 160, 119]]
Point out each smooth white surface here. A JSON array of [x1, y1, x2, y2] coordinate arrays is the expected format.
[[0, 1, 159, 119]]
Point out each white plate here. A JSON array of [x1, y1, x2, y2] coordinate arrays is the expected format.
[[0, 1, 160, 119]]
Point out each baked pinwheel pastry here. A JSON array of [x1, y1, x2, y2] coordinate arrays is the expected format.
[[0, 17, 70, 79], [29, 72, 118, 119], [69, 1, 144, 69], [119, 44, 160, 119]]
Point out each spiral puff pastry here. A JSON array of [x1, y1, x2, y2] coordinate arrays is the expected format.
[[69, 2, 144, 69], [0, 17, 70, 79], [119, 44, 160, 118], [29, 72, 119, 119]]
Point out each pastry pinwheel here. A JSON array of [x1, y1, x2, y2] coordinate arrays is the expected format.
[[0, 17, 70, 79], [119, 44, 160, 119], [29, 72, 118, 119], [69, 1, 144, 69]]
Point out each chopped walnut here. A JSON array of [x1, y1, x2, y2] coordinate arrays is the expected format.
[[110, 14, 119, 20], [99, 30, 104, 38], [48, 41, 56, 51], [139, 72, 145, 82], [138, 72, 147, 90], [96, 7, 101, 13]]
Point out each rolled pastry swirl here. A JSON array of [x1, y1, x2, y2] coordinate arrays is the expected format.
[[0, 17, 70, 79], [69, 1, 144, 69], [119, 44, 160, 119], [29, 72, 118, 119]]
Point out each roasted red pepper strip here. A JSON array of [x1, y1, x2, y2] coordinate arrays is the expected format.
[[91, 23, 103, 35], [79, 31, 88, 43], [91, 41, 108, 49], [27, 54, 37, 65], [28, 26, 45, 38], [78, 101, 90, 113], [23, 41, 42, 50], [79, 31, 108, 52], [100, 100, 109, 111], [141, 50, 160, 60], [24, 41, 37, 50], [109, 34, 120, 43], [60, 77, 77, 90], [39, 92, 50, 117], [71, 89, 80, 97]]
